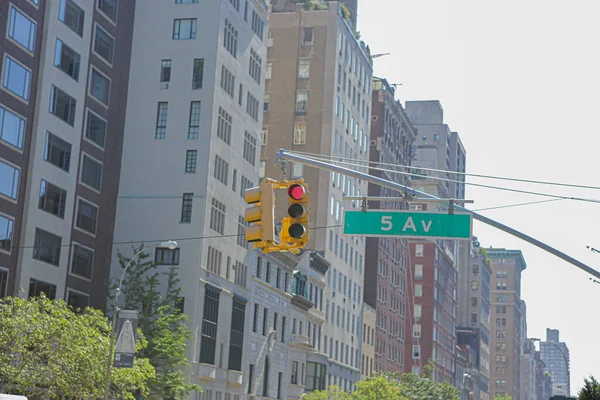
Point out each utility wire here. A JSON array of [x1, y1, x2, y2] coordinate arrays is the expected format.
[[289, 150, 600, 191], [8, 224, 344, 251], [472, 198, 565, 212], [294, 153, 600, 204]]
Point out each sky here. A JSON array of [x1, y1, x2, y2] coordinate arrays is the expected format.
[[358, 0, 600, 394]]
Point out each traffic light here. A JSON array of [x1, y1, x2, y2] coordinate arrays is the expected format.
[[244, 182, 275, 246], [286, 182, 309, 245]]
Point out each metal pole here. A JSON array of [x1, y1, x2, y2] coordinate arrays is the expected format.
[[104, 245, 155, 400], [274, 149, 600, 280]]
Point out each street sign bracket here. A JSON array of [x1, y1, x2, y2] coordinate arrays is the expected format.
[[361, 196, 368, 212]]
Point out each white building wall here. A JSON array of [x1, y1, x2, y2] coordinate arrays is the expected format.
[[111, 0, 268, 398]]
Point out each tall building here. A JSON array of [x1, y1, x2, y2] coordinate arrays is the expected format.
[[110, 0, 269, 398], [520, 301, 537, 400], [488, 248, 527, 400], [245, 250, 329, 399], [360, 303, 375, 380], [540, 329, 571, 396], [364, 77, 416, 374], [0, 0, 135, 309], [261, 1, 373, 390], [457, 237, 491, 400]]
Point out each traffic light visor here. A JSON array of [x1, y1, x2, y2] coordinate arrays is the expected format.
[[288, 184, 306, 200]]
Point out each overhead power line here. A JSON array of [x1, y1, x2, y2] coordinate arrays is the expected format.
[[289, 150, 600, 191], [292, 153, 600, 204]]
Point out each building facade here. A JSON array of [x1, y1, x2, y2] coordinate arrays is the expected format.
[[540, 328, 571, 396], [1, 0, 135, 309], [246, 250, 329, 400], [261, 1, 373, 391], [110, 0, 269, 398], [364, 77, 416, 374], [360, 302, 375, 380], [488, 248, 527, 400]]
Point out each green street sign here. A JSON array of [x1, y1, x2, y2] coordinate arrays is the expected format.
[[343, 210, 472, 240]]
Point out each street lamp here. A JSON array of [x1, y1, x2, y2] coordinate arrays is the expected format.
[[103, 240, 178, 400]]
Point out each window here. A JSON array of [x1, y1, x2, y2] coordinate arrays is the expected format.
[[243, 131, 257, 165], [412, 345, 421, 359], [0, 268, 8, 298], [185, 150, 197, 173], [210, 198, 226, 234], [93, 25, 114, 64], [291, 361, 298, 384], [414, 304, 422, 319], [214, 154, 229, 185], [0, 159, 19, 200], [38, 180, 66, 218], [181, 193, 193, 223], [59, 0, 84, 36], [238, 83, 243, 105], [229, 0, 239, 10], [76, 198, 98, 235], [0, 105, 25, 149], [413, 324, 421, 338], [206, 246, 222, 274], [246, 92, 259, 121], [192, 58, 204, 89], [155, 102, 168, 139], [249, 48, 261, 83], [199, 286, 220, 364], [223, 19, 238, 57], [89, 68, 110, 106], [471, 280, 478, 290], [84, 110, 107, 148], [3, 56, 31, 102], [54, 39, 80, 81], [306, 362, 326, 392], [160, 59, 171, 82], [251, 11, 264, 40], [71, 244, 94, 279], [259, 160, 266, 178], [414, 264, 423, 280], [80, 153, 103, 191], [0, 214, 14, 253], [217, 107, 232, 144], [33, 228, 62, 266], [295, 91, 308, 113], [263, 94, 270, 112], [292, 163, 303, 178], [49, 85, 76, 126], [415, 244, 424, 257], [261, 128, 268, 145], [97, 0, 117, 23], [281, 316, 286, 342], [44, 132, 71, 171], [66, 289, 89, 310], [8, 5, 37, 52], [297, 59, 310, 78], [176, 0, 199, 3], [248, 365, 254, 394], [228, 298, 245, 371], [266, 62, 272, 80], [173, 18, 197, 39], [220, 66, 235, 97], [262, 307, 268, 335], [184, 102, 202, 139], [302, 27, 313, 46], [237, 216, 246, 247], [29, 278, 57, 299], [154, 247, 180, 266], [414, 284, 423, 297], [293, 124, 306, 145]]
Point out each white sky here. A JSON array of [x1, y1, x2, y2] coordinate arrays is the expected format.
[[358, 0, 600, 394]]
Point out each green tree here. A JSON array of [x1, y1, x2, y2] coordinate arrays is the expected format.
[[0, 295, 154, 400], [115, 245, 200, 400], [354, 375, 403, 399], [301, 385, 352, 400], [493, 395, 512, 400], [579, 376, 600, 400]]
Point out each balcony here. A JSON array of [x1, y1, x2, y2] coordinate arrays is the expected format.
[[227, 370, 244, 386], [193, 363, 216, 381]]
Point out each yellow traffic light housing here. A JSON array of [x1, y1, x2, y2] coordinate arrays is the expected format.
[[244, 182, 275, 247], [285, 182, 309, 246]]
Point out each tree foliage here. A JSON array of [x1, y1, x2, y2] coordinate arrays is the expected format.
[[302, 369, 459, 400], [579, 376, 600, 400], [0, 295, 154, 400], [115, 244, 200, 400], [493, 395, 512, 400]]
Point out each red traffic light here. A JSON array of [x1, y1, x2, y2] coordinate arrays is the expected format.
[[288, 184, 306, 200]]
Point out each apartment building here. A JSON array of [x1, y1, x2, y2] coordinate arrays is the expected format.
[[246, 250, 329, 399], [261, 1, 373, 391], [488, 248, 527, 400], [110, 0, 269, 398], [364, 77, 416, 374], [540, 328, 571, 397], [360, 302, 375, 380], [0, 0, 134, 309]]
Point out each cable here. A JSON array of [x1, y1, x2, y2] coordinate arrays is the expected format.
[[8, 224, 344, 251], [288, 150, 600, 191], [293, 153, 600, 204], [472, 198, 565, 212]]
